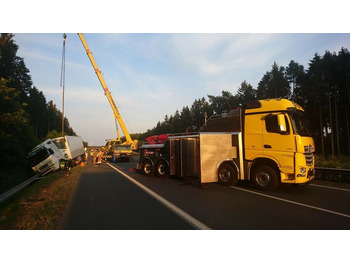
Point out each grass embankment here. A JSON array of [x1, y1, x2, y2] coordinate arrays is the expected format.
[[0, 165, 82, 230], [315, 155, 350, 169]]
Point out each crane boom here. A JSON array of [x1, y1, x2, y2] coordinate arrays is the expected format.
[[78, 33, 134, 145]]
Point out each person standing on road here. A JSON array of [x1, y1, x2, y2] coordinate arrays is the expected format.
[[97, 149, 103, 164], [93, 149, 97, 165]]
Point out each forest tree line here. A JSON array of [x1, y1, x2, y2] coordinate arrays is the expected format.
[[138, 47, 350, 158], [0, 33, 76, 190]]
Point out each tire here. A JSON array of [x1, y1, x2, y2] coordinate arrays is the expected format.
[[252, 165, 279, 191], [155, 160, 169, 177], [142, 159, 154, 176], [218, 163, 238, 186]]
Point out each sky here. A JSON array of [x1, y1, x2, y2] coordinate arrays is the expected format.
[[3, 1, 349, 146], [13, 33, 350, 145]]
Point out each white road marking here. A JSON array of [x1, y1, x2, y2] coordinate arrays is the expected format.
[[230, 186, 350, 219], [106, 163, 211, 230], [310, 183, 350, 192]]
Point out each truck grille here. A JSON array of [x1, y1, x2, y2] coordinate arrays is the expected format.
[[39, 163, 49, 172], [304, 145, 314, 166]]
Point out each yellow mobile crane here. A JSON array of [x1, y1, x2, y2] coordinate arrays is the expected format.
[[78, 33, 138, 161]]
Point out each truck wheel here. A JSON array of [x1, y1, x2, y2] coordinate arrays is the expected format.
[[218, 163, 238, 186], [142, 160, 154, 176], [155, 160, 169, 177], [252, 165, 279, 191]]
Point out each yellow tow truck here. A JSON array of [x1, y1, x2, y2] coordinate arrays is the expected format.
[[137, 98, 315, 190]]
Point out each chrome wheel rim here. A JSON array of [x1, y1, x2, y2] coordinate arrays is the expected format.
[[219, 169, 231, 183], [256, 172, 271, 186], [157, 164, 166, 176], [144, 163, 151, 174]]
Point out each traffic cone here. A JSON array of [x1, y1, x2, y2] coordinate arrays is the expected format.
[[80, 161, 85, 167]]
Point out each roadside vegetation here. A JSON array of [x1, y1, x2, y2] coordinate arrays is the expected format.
[[315, 155, 350, 169], [0, 165, 81, 230]]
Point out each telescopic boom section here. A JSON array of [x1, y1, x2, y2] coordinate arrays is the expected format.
[[78, 33, 132, 143]]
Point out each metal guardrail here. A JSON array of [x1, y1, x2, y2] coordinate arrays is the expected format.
[[315, 167, 350, 183], [0, 174, 40, 204]]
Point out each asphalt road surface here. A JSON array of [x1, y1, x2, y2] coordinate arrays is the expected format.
[[59, 157, 350, 230]]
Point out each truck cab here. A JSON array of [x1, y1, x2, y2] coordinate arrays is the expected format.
[[244, 99, 315, 190], [104, 139, 133, 161], [27, 139, 63, 176]]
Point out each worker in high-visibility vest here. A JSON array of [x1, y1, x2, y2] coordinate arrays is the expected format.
[[97, 149, 103, 164]]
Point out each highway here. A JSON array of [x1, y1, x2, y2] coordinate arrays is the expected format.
[[59, 157, 350, 230]]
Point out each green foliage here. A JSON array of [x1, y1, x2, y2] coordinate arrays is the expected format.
[[0, 78, 38, 168], [315, 155, 350, 169], [45, 130, 63, 139], [237, 80, 256, 104], [257, 62, 291, 99]]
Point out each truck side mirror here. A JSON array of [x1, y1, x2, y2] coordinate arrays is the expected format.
[[277, 114, 287, 133]]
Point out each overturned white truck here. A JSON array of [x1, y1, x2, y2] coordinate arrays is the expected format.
[[27, 136, 85, 176]]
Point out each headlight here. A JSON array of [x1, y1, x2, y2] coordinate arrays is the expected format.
[[299, 167, 307, 173]]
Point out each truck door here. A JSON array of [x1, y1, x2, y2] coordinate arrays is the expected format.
[[169, 137, 200, 177], [170, 139, 181, 176], [244, 114, 264, 160], [262, 113, 295, 174]]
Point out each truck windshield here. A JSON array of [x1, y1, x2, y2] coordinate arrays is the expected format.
[[27, 148, 50, 167], [114, 145, 132, 151], [288, 111, 311, 136], [53, 138, 66, 149]]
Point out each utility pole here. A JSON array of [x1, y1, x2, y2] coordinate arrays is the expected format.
[[60, 33, 67, 137]]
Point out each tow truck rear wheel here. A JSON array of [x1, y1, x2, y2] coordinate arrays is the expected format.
[[155, 160, 169, 177], [218, 163, 238, 186], [142, 160, 154, 176], [252, 165, 279, 191]]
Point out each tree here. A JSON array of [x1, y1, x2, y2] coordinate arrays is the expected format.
[[304, 53, 327, 156], [236, 80, 256, 105], [45, 130, 62, 139], [0, 78, 38, 169], [322, 51, 338, 157], [27, 86, 47, 139], [191, 97, 212, 129], [337, 48, 350, 154], [257, 62, 290, 99], [208, 91, 237, 115], [0, 33, 32, 103], [180, 106, 193, 130], [286, 60, 305, 101]]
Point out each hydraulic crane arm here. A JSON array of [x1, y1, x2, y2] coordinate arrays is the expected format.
[[78, 33, 132, 143]]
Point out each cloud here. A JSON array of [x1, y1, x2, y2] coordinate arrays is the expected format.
[[164, 34, 279, 79]]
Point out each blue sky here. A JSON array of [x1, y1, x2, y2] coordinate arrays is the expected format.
[[13, 33, 350, 145]]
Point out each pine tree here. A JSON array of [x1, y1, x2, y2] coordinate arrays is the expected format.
[[257, 62, 290, 99]]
